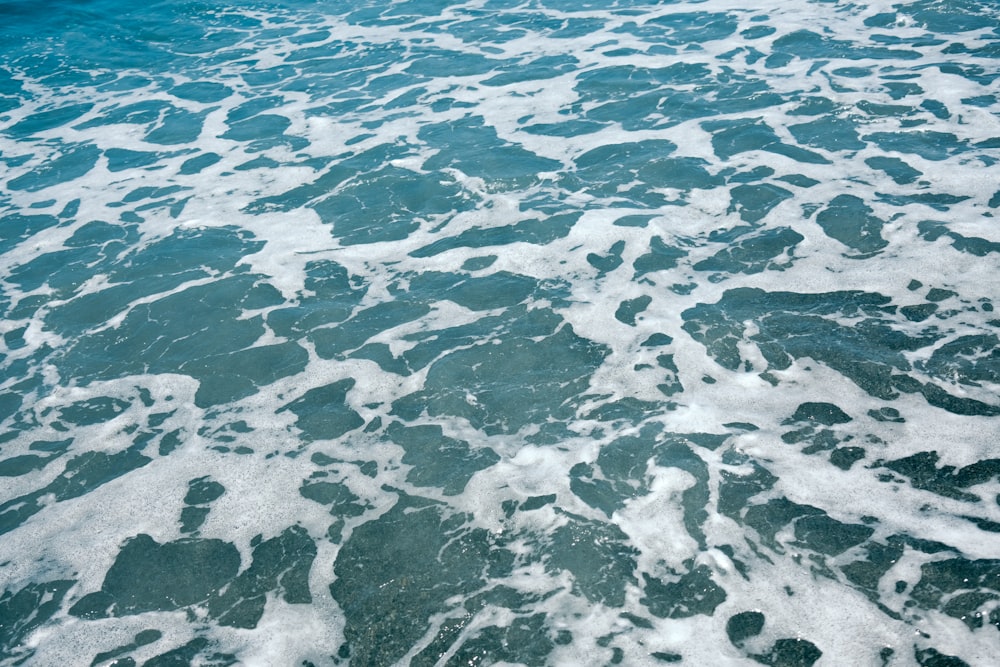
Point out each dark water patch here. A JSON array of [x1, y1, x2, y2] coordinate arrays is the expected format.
[[727, 610, 765, 645], [314, 165, 470, 245], [916, 379, 1000, 416], [569, 139, 723, 200], [406, 47, 497, 78], [299, 479, 367, 518], [104, 148, 163, 172], [171, 80, 231, 102], [588, 239, 626, 276], [787, 402, 852, 425], [781, 426, 843, 455], [642, 11, 739, 46], [0, 451, 61, 477], [921, 98, 951, 119], [718, 461, 778, 520], [962, 515, 1000, 534], [788, 117, 865, 152], [881, 451, 1000, 502], [205, 526, 316, 629], [574, 65, 689, 102], [862, 131, 969, 161], [876, 191, 969, 212], [312, 300, 431, 361], [914, 646, 971, 667], [916, 333, 1000, 388], [236, 155, 282, 171], [6, 142, 101, 192], [615, 295, 652, 326], [410, 211, 580, 257], [5, 102, 94, 137], [392, 309, 607, 435], [790, 96, 838, 116], [727, 184, 793, 223], [881, 79, 923, 99], [70, 534, 241, 617], [179, 505, 210, 534], [911, 557, 1000, 630], [223, 113, 306, 152], [461, 255, 497, 271], [58, 396, 130, 426], [695, 226, 803, 275], [406, 270, 537, 311], [742, 498, 824, 551], [751, 637, 822, 666], [643, 333, 674, 347], [520, 494, 556, 511], [791, 514, 874, 556], [703, 118, 829, 164], [641, 563, 726, 618], [74, 99, 171, 129], [70, 526, 315, 629], [682, 287, 935, 401], [47, 227, 262, 335], [919, 220, 1000, 257], [389, 282, 567, 372], [768, 29, 921, 63], [584, 396, 670, 423], [726, 165, 776, 183], [522, 118, 608, 137], [0, 579, 75, 664], [0, 212, 61, 254], [180, 476, 225, 533], [279, 379, 364, 441], [91, 629, 162, 667], [412, 587, 557, 666], [925, 288, 957, 303], [841, 538, 907, 606], [641, 156, 723, 192], [120, 184, 187, 204], [141, 636, 238, 667], [144, 107, 212, 145], [634, 236, 687, 278], [575, 139, 672, 172], [830, 446, 866, 470], [8, 227, 134, 298], [814, 195, 887, 255], [547, 511, 638, 607], [962, 94, 997, 107], [267, 260, 366, 339], [901, 0, 998, 34], [55, 272, 305, 407], [869, 407, 904, 423], [420, 115, 561, 189], [483, 54, 578, 86], [386, 421, 499, 495], [569, 461, 623, 518], [443, 613, 554, 667], [901, 303, 938, 322], [330, 493, 511, 666]]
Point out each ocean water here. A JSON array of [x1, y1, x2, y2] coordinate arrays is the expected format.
[[1, 0, 999, 664]]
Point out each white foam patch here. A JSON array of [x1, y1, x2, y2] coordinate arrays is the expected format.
[[616, 465, 699, 572]]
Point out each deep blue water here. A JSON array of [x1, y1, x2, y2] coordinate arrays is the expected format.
[[2, 0, 1000, 665]]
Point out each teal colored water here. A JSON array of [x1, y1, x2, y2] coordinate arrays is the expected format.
[[1, 0, 999, 665]]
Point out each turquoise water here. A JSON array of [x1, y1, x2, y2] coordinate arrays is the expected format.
[[1, 0, 999, 664]]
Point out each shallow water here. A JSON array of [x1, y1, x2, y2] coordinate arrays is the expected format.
[[1, 0, 999, 665]]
